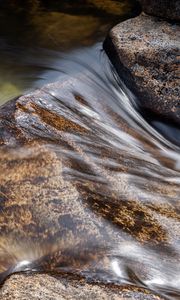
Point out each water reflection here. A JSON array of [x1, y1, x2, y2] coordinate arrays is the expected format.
[[0, 44, 179, 299], [0, 0, 139, 104]]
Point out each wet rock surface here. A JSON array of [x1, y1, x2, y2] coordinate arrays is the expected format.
[[0, 78, 178, 299], [138, 0, 180, 21], [104, 13, 180, 125]]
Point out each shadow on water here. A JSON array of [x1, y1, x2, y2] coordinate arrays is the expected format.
[[0, 43, 180, 300], [140, 109, 180, 148]]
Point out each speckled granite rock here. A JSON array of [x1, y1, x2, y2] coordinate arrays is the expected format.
[[0, 274, 164, 300], [104, 13, 180, 125], [138, 0, 180, 21], [0, 71, 179, 299]]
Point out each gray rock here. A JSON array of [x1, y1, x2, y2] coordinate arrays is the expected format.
[[138, 0, 180, 21], [104, 13, 180, 125]]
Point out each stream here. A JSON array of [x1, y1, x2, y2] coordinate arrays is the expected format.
[[0, 1, 179, 300]]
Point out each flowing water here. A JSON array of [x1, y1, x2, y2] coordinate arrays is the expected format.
[[0, 0, 139, 104], [0, 1, 180, 300]]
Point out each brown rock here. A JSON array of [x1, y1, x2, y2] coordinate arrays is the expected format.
[[0, 273, 164, 300], [138, 0, 180, 21], [0, 73, 179, 299], [104, 13, 180, 125]]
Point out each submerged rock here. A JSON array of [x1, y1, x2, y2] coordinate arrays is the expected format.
[[104, 13, 180, 125], [0, 72, 179, 299], [138, 0, 180, 21]]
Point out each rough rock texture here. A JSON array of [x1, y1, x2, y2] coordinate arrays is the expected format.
[[104, 13, 180, 125], [138, 0, 180, 21], [0, 77, 179, 298], [0, 274, 164, 300]]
